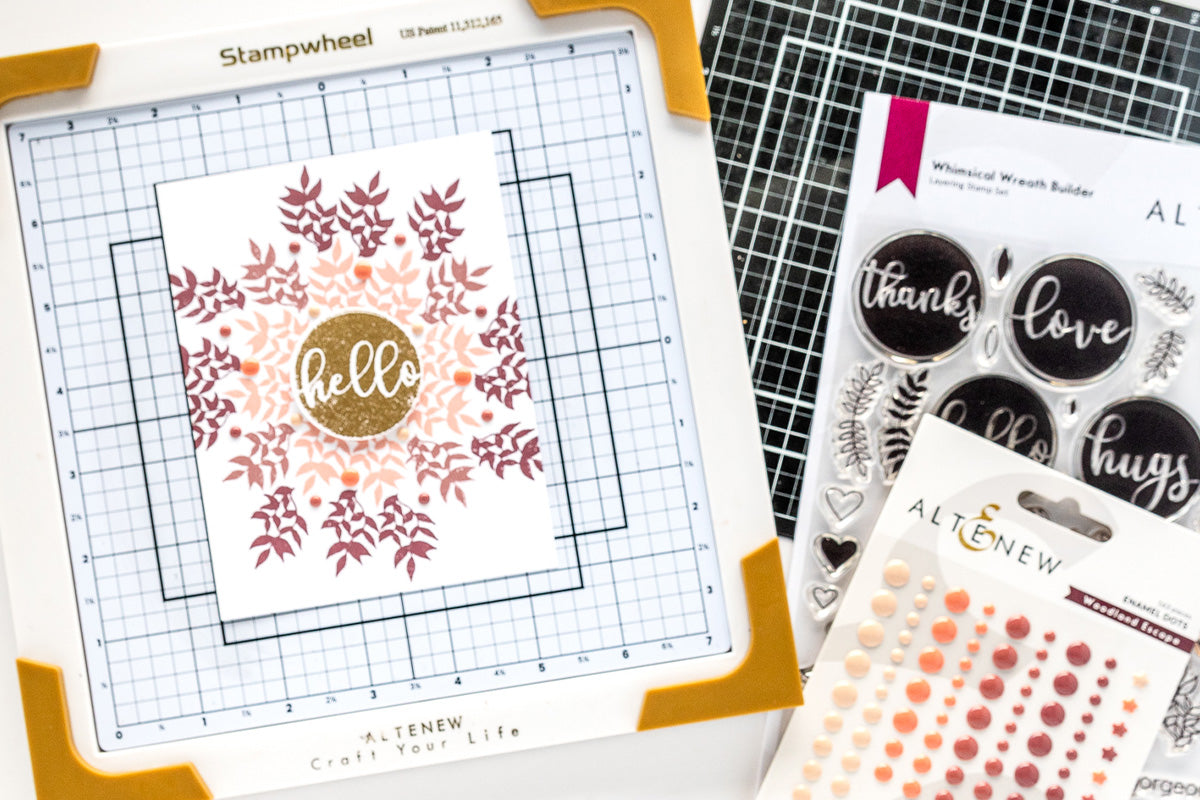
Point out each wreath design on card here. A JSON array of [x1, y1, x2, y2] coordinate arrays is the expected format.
[[168, 167, 543, 580]]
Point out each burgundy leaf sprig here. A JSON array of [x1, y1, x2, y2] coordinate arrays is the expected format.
[[322, 489, 379, 575], [188, 392, 235, 450], [407, 436, 473, 505], [338, 172, 393, 257], [480, 297, 524, 354], [408, 179, 465, 261], [475, 352, 530, 410], [280, 167, 337, 251], [180, 338, 241, 395], [420, 258, 491, 325], [225, 423, 295, 488], [377, 495, 437, 579], [472, 424, 542, 480], [169, 267, 245, 323], [250, 486, 308, 567], [242, 239, 308, 309]]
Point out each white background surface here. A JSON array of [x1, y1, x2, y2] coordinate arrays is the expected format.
[[0, 3, 797, 800]]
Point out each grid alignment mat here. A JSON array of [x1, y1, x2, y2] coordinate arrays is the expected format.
[[7, 31, 731, 749], [701, 0, 1200, 537]]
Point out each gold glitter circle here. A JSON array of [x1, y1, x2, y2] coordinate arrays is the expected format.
[[292, 310, 422, 439]]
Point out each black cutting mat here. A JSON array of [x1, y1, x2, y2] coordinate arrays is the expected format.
[[700, 0, 1200, 537]]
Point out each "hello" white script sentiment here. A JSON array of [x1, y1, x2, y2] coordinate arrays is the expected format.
[[298, 340, 420, 410]]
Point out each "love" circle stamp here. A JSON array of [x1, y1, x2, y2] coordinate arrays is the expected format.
[[853, 231, 984, 363], [1006, 255, 1135, 386], [1078, 396, 1200, 519]]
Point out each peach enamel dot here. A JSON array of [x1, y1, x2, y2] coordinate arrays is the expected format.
[[922, 576, 936, 590], [893, 709, 918, 733], [863, 704, 883, 724], [890, 648, 905, 664], [832, 681, 858, 708], [884, 559, 911, 587], [845, 650, 871, 678], [876, 685, 888, 700], [842, 753, 861, 772], [932, 617, 958, 643], [906, 679, 931, 703], [885, 739, 904, 758], [803, 761, 822, 781], [906, 612, 920, 628], [831, 778, 851, 797], [858, 620, 885, 648], [852, 728, 871, 748], [944, 588, 970, 613], [792, 788, 811, 800], [914, 594, 928, 609], [919, 647, 945, 673], [898, 630, 913, 646], [871, 590, 898, 617], [824, 712, 843, 732], [875, 765, 893, 782], [883, 667, 897, 682], [813, 736, 833, 756], [308, 306, 321, 317]]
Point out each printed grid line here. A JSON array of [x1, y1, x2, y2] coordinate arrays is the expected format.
[[701, 0, 1200, 537], [8, 33, 728, 748]]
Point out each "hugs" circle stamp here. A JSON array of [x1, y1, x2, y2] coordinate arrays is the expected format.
[[1078, 396, 1200, 519], [853, 231, 984, 363], [1006, 256, 1135, 386]]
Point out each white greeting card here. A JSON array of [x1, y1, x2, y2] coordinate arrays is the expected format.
[[157, 133, 557, 620], [760, 416, 1200, 800]]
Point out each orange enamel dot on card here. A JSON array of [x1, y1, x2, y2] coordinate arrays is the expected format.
[[482, 409, 494, 422], [913, 756, 931, 774], [937, 713, 948, 725], [903, 780, 921, 798], [983, 604, 995, 616], [924, 732, 942, 749], [931, 617, 957, 643], [967, 638, 981, 653], [944, 588, 970, 613], [959, 657, 973, 671], [219, 324, 231, 337], [309, 495, 321, 507], [944, 695, 956, 707], [340, 470, 359, 486], [893, 710, 918, 734], [354, 263, 372, 280], [918, 647, 944, 673], [875, 765, 893, 782], [976, 621, 988, 634], [952, 675, 965, 689], [240, 358, 260, 376], [885, 739, 904, 758], [905, 679, 930, 703], [454, 369, 472, 386]]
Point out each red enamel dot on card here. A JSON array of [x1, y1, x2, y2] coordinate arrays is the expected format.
[[954, 736, 979, 759], [309, 495, 321, 507], [1027, 733, 1051, 757], [1066, 642, 1091, 666], [946, 766, 964, 785], [980, 674, 1004, 699], [1012, 704, 1024, 715], [1005, 722, 1017, 734], [482, 409, 494, 422], [1005, 616, 1031, 639], [985, 758, 1003, 776], [229, 426, 242, 438], [1058, 768, 1070, 779], [1020, 686, 1032, 697], [1043, 631, 1056, 642], [1046, 786, 1064, 800], [1040, 702, 1065, 726], [418, 493, 430, 505], [1014, 762, 1039, 787], [289, 241, 301, 253], [1073, 731, 1085, 742], [1081, 713, 1093, 724], [967, 706, 991, 730], [1066, 749, 1077, 760], [475, 305, 488, 318], [394, 234, 406, 245], [1053, 673, 1077, 696], [1028, 667, 1040, 679], [993, 645, 1018, 670], [219, 324, 231, 337], [1105, 658, 1117, 669], [997, 740, 1009, 752], [975, 781, 993, 799], [1097, 676, 1108, 688], [1036, 649, 1048, 661]]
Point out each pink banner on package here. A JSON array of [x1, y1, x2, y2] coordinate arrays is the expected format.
[[1065, 587, 1196, 653], [876, 97, 929, 196]]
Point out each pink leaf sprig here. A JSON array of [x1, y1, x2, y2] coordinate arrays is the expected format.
[[250, 486, 308, 567], [407, 437, 473, 506], [280, 166, 337, 251], [337, 172, 394, 257], [407, 179, 465, 261]]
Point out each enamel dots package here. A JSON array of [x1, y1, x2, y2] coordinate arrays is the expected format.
[[792, 94, 1200, 664], [760, 417, 1200, 800]]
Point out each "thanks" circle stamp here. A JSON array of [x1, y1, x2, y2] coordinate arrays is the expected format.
[[853, 231, 984, 363], [1006, 255, 1135, 386], [292, 309, 422, 439]]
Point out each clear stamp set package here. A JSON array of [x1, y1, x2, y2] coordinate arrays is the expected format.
[[761, 417, 1200, 800], [788, 94, 1200, 787]]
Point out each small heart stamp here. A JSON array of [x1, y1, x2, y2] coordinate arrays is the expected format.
[[806, 582, 841, 621], [822, 485, 864, 525], [812, 533, 861, 581]]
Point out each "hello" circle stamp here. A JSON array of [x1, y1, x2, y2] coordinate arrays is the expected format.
[[853, 231, 984, 364], [932, 375, 1056, 465], [1078, 396, 1200, 519], [1006, 255, 1135, 386]]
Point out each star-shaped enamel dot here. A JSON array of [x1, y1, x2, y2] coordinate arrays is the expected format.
[[1112, 722, 1127, 737], [1133, 673, 1149, 687], [1122, 698, 1138, 713], [1093, 771, 1107, 785], [1101, 747, 1117, 761]]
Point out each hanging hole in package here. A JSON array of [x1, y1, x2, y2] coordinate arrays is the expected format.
[[790, 94, 1200, 788]]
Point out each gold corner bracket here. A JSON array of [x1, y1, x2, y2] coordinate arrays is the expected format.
[[527, 0, 710, 120], [637, 539, 804, 730]]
